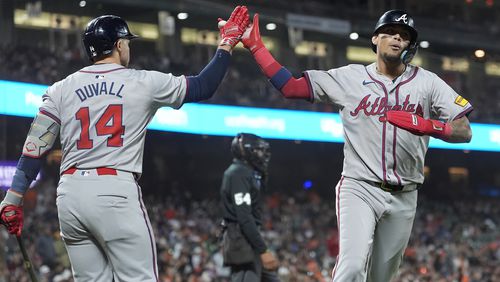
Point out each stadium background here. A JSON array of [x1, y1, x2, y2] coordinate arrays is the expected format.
[[0, 0, 499, 281]]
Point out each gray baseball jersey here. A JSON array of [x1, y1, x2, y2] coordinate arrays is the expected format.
[[306, 63, 473, 185], [42, 63, 187, 281], [306, 63, 473, 282], [40, 63, 186, 174]]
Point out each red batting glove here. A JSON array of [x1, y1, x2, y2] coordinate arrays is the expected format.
[[242, 14, 265, 54], [241, 13, 283, 78], [1, 205, 24, 237], [218, 6, 250, 48], [385, 111, 452, 140]]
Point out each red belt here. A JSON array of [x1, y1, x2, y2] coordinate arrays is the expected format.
[[62, 167, 117, 176]]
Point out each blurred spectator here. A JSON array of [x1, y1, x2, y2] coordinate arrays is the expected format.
[[0, 177, 498, 281], [0, 44, 496, 123], [35, 226, 57, 269]]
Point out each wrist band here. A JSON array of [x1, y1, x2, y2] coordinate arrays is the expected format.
[[269, 67, 293, 90]]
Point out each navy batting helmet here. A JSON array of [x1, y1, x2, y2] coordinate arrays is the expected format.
[[82, 15, 138, 61], [231, 133, 271, 174], [371, 10, 418, 64]]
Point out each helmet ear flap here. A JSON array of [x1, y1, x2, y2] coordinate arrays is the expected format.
[[401, 42, 418, 64]]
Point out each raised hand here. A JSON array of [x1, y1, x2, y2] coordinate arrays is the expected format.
[[242, 13, 265, 54], [218, 6, 250, 48]]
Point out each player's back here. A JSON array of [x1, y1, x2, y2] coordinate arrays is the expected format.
[[41, 63, 186, 174]]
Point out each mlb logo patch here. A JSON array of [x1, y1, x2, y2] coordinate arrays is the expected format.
[[454, 96, 469, 107]]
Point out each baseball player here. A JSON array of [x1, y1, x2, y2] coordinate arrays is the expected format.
[[220, 133, 279, 282], [241, 10, 473, 282], [0, 8, 249, 282]]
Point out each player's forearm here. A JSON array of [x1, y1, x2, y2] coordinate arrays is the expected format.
[[445, 116, 472, 143], [386, 111, 473, 143], [8, 111, 58, 195], [184, 49, 231, 103], [1, 190, 23, 207], [253, 48, 281, 77], [252, 47, 311, 100], [10, 155, 43, 195]]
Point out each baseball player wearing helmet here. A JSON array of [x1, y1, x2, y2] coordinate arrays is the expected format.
[[0, 7, 249, 282], [241, 10, 473, 281]]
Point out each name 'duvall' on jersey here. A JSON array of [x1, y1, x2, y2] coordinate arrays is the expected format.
[[75, 81, 125, 102]]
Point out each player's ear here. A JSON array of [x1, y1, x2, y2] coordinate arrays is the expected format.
[[116, 39, 123, 51], [116, 39, 129, 51], [371, 35, 379, 47]]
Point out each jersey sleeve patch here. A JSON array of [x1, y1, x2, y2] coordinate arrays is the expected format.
[[22, 113, 60, 158], [454, 95, 469, 107]]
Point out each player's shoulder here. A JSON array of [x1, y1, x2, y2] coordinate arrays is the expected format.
[[55, 67, 93, 85], [51, 78, 66, 88], [346, 63, 367, 71], [44, 77, 67, 95], [47, 69, 85, 92], [132, 68, 175, 79], [411, 64, 438, 79], [324, 63, 366, 75]]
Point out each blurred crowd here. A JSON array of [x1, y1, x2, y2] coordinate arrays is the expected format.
[[0, 44, 498, 123], [0, 177, 498, 282]]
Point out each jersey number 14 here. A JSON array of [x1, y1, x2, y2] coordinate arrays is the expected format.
[[75, 104, 125, 149]]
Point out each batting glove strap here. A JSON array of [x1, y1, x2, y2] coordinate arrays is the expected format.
[[219, 36, 241, 48], [427, 119, 453, 139]]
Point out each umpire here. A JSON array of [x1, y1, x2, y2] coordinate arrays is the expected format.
[[220, 133, 280, 282]]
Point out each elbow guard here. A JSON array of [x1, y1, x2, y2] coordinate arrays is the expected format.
[[22, 112, 60, 158]]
